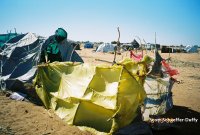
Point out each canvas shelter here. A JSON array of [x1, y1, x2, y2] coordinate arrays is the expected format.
[[184, 45, 198, 53], [0, 33, 19, 49], [0, 32, 42, 89], [161, 46, 173, 53], [129, 50, 177, 121], [131, 39, 140, 48], [35, 58, 149, 134], [142, 51, 177, 121], [96, 43, 115, 53], [84, 42, 93, 48], [121, 43, 134, 51], [0, 31, 83, 90]]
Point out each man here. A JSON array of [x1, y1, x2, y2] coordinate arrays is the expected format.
[[40, 28, 83, 63]]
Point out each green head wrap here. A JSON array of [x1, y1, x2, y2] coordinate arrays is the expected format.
[[55, 28, 68, 43]]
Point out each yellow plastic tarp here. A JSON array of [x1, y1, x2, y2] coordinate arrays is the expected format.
[[35, 59, 147, 134]]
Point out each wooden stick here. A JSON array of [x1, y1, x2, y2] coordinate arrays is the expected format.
[[95, 59, 113, 64], [117, 27, 120, 44], [117, 27, 121, 54], [113, 27, 121, 64]]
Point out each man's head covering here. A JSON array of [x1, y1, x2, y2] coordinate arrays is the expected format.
[[55, 28, 68, 43]]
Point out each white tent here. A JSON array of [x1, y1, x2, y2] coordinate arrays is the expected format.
[[184, 45, 198, 53], [96, 43, 115, 52]]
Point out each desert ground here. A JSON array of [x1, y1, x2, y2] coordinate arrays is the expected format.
[[0, 48, 200, 135]]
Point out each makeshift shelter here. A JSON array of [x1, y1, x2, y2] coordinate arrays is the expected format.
[[96, 43, 115, 53], [0, 33, 43, 89], [144, 43, 152, 50], [161, 46, 173, 53], [129, 50, 177, 121], [184, 45, 198, 53], [131, 39, 140, 48], [71, 42, 81, 50], [35, 59, 148, 134], [0, 32, 83, 90], [145, 43, 160, 50], [84, 42, 93, 48], [121, 43, 134, 51], [142, 51, 177, 121], [0, 33, 19, 49]]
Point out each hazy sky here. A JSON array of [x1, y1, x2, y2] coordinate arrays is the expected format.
[[1, 0, 200, 45]]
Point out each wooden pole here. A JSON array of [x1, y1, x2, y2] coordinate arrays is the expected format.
[[117, 27, 120, 45], [117, 27, 121, 54], [113, 27, 120, 64]]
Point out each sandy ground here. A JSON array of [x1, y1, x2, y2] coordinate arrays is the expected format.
[[0, 48, 200, 135]]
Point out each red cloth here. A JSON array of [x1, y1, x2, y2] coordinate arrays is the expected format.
[[130, 51, 143, 62], [161, 60, 179, 76]]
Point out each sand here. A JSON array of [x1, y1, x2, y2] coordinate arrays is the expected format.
[[0, 48, 200, 135]]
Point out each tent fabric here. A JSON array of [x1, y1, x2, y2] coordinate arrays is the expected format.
[[41, 35, 84, 63], [96, 43, 115, 53], [143, 76, 174, 121], [142, 52, 176, 121], [84, 43, 93, 48], [161, 60, 179, 77], [35, 59, 147, 134], [130, 51, 143, 62], [7, 34, 26, 44], [128, 52, 175, 120], [184, 45, 198, 53], [0, 33, 19, 48], [0, 32, 84, 90], [149, 50, 163, 76], [131, 39, 140, 48], [1, 32, 39, 58], [0, 33, 43, 89]]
